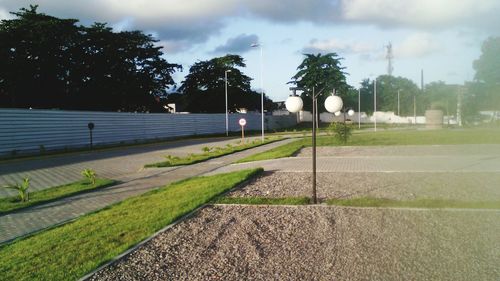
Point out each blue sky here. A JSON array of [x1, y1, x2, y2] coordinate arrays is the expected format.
[[1, 0, 498, 102]]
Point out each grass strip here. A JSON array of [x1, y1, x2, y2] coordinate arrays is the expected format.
[[237, 128, 500, 163], [318, 127, 500, 146], [0, 178, 115, 215], [236, 139, 306, 163], [214, 196, 310, 205], [0, 168, 263, 281], [145, 138, 281, 167], [326, 197, 500, 209]]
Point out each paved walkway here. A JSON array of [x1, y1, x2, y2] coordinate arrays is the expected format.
[[207, 144, 500, 175], [0, 138, 296, 244]]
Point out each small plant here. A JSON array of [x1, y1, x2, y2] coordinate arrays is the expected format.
[[39, 145, 46, 154], [201, 146, 211, 153], [81, 169, 97, 185], [3, 178, 30, 202], [226, 143, 233, 148], [328, 122, 353, 144]]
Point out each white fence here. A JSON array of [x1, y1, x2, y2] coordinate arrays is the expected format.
[[0, 108, 297, 157]]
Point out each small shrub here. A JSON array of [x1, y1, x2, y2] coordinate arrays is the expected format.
[[39, 145, 46, 154], [201, 146, 211, 153], [3, 178, 30, 202], [328, 122, 353, 144], [81, 169, 97, 185]]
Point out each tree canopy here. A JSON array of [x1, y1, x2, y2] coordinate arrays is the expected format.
[[0, 6, 181, 112], [473, 37, 500, 85], [177, 54, 274, 113], [289, 53, 348, 112], [359, 75, 422, 116]]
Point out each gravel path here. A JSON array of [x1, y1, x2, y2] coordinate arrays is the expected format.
[[88, 205, 500, 281], [227, 171, 500, 201]]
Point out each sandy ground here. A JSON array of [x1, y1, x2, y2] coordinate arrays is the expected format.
[[89, 205, 500, 281]]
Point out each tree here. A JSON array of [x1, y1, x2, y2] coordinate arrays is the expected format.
[[178, 54, 273, 113], [0, 6, 181, 112], [289, 53, 348, 114], [359, 75, 422, 116], [473, 37, 500, 85], [471, 37, 500, 111]]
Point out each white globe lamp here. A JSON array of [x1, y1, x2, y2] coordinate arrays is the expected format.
[[285, 95, 303, 113], [324, 95, 343, 113], [334, 111, 341, 117], [348, 109, 355, 116]]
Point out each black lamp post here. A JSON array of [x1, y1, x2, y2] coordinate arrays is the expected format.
[[286, 87, 343, 204]]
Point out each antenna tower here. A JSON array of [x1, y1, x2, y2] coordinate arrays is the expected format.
[[386, 42, 394, 76]]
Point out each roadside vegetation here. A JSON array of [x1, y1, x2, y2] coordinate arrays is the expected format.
[[0, 168, 262, 281], [0, 178, 115, 215], [327, 197, 500, 209], [145, 138, 281, 168]]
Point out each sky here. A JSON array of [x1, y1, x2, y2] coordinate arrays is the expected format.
[[1, 0, 499, 102]]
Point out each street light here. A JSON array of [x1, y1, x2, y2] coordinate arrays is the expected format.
[[397, 89, 401, 117], [358, 88, 361, 129], [286, 87, 343, 204], [224, 70, 232, 136], [374, 78, 377, 132], [251, 43, 265, 142]]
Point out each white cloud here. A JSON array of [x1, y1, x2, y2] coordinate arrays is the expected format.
[[0, 8, 13, 20], [394, 33, 440, 58], [341, 0, 500, 29], [303, 38, 375, 54]]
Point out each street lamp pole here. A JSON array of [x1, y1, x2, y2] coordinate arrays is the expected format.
[[251, 43, 265, 142], [397, 89, 401, 117], [287, 87, 343, 204], [374, 78, 377, 132], [225, 70, 231, 136], [358, 88, 361, 129]]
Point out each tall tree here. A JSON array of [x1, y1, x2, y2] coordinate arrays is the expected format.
[[359, 75, 422, 116], [0, 6, 181, 112], [471, 37, 500, 111], [178, 54, 273, 113], [289, 53, 348, 113], [473, 37, 500, 85]]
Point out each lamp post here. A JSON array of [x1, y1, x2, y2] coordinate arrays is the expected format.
[[397, 89, 401, 117], [286, 87, 343, 204], [374, 78, 377, 132], [225, 70, 231, 136], [358, 88, 361, 129], [251, 43, 265, 142]]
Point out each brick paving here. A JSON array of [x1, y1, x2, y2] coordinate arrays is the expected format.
[[0, 137, 295, 244]]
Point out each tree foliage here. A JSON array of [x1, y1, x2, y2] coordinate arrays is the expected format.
[[473, 37, 500, 85], [178, 54, 274, 113], [0, 6, 181, 112], [289, 53, 348, 112], [359, 75, 423, 116]]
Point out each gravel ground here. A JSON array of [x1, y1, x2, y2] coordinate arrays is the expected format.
[[227, 171, 500, 202], [88, 205, 499, 281]]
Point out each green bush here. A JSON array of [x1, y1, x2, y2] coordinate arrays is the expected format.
[[328, 122, 353, 144]]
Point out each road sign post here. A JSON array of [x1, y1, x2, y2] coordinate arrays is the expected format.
[[239, 118, 246, 144]]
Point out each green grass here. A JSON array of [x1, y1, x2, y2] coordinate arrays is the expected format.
[[145, 138, 281, 167], [326, 197, 500, 209], [214, 196, 310, 205], [0, 168, 263, 281], [236, 139, 306, 163], [237, 127, 500, 163], [0, 178, 116, 215]]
